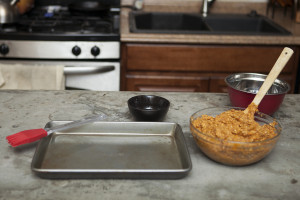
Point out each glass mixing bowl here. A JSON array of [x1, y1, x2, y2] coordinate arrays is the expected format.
[[190, 107, 282, 166]]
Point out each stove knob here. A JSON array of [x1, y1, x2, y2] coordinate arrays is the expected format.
[[0, 44, 9, 55], [72, 46, 81, 56], [91, 46, 100, 57]]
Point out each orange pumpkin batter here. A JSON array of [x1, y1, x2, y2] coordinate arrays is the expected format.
[[192, 103, 277, 142]]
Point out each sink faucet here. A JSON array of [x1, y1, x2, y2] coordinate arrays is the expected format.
[[133, 0, 144, 10], [201, 0, 216, 17]]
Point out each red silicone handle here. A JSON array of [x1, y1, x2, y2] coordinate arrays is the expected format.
[[6, 128, 48, 147]]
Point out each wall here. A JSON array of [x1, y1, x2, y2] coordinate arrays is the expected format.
[[122, 0, 268, 4], [121, 0, 268, 14]]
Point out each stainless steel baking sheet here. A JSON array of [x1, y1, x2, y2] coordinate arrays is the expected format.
[[31, 121, 192, 179]]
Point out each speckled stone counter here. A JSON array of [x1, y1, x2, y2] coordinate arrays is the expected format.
[[0, 90, 299, 199]]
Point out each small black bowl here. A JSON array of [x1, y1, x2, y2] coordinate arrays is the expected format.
[[128, 95, 170, 121]]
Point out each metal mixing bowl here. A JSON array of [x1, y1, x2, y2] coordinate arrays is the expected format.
[[190, 107, 282, 166], [225, 73, 290, 115]]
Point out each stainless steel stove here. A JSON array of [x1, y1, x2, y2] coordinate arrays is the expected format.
[[0, 2, 121, 91]]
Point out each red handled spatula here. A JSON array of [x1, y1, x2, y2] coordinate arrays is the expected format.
[[6, 114, 106, 147]]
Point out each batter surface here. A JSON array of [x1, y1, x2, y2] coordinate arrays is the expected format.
[[192, 103, 277, 142]]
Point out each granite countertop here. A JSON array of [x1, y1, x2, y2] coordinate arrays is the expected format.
[[0, 90, 299, 199], [120, 6, 300, 45]]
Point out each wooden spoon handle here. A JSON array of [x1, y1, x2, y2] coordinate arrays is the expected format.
[[252, 47, 293, 106], [244, 47, 294, 114]]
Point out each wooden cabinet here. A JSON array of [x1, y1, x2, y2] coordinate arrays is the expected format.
[[126, 72, 210, 92], [209, 74, 230, 93], [121, 43, 299, 93]]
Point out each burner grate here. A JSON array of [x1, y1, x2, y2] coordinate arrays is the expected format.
[[0, 6, 116, 34], [16, 18, 113, 34]]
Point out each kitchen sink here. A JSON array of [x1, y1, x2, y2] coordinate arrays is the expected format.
[[131, 12, 210, 34], [129, 11, 291, 35], [204, 14, 290, 35]]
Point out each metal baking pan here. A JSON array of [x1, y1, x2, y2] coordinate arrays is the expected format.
[[31, 121, 192, 179]]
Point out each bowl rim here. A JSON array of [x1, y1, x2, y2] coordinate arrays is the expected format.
[[127, 95, 170, 111], [190, 106, 282, 145], [224, 72, 290, 95]]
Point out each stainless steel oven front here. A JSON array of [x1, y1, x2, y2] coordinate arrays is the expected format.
[[0, 59, 120, 91], [0, 40, 120, 91], [0, 3, 121, 91]]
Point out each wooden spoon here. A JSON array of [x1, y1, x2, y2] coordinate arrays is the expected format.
[[244, 47, 294, 114]]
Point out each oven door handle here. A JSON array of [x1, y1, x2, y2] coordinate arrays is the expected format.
[[64, 65, 115, 75]]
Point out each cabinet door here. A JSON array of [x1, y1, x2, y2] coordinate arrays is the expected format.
[[209, 75, 229, 93], [126, 72, 210, 92], [121, 44, 298, 93]]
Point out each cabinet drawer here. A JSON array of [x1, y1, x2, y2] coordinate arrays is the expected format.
[[125, 44, 295, 73], [125, 72, 209, 92]]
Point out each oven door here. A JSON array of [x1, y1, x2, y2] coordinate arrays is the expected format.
[[0, 60, 120, 91], [64, 61, 120, 91]]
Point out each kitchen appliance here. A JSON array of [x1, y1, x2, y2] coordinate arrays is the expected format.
[[0, 0, 121, 90]]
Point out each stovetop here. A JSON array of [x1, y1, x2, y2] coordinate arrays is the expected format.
[[0, 6, 120, 41]]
